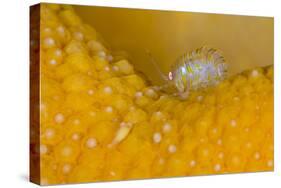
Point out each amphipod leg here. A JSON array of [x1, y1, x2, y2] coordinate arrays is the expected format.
[[151, 83, 170, 92], [109, 122, 133, 147]]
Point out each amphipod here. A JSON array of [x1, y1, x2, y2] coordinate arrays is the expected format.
[[148, 46, 228, 99]]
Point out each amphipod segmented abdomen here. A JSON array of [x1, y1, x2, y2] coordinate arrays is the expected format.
[[170, 46, 227, 93]]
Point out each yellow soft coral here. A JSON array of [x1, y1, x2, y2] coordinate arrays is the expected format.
[[34, 3, 274, 185]]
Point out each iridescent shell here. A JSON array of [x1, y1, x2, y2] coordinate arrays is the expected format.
[[168, 46, 227, 93]]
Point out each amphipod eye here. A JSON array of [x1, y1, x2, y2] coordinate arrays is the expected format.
[[168, 72, 173, 80]]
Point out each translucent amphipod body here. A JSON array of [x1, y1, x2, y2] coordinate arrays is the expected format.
[[149, 46, 228, 99]]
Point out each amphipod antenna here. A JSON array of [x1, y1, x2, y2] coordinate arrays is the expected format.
[[145, 49, 168, 82]]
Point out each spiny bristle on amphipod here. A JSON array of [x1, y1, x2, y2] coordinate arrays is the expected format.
[[169, 46, 227, 95]]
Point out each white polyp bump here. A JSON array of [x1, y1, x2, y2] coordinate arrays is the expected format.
[[162, 122, 172, 133], [267, 160, 273, 167], [62, 164, 72, 174], [103, 86, 113, 94], [104, 66, 110, 72], [120, 122, 127, 127], [88, 89, 94, 95], [40, 103, 46, 111], [105, 106, 113, 113], [217, 139, 222, 145], [44, 37, 55, 47], [254, 152, 261, 160], [45, 128, 55, 139], [86, 138, 97, 148], [159, 158, 165, 165], [214, 164, 221, 172], [156, 111, 162, 116], [168, 144, 177, 153], [154, 111, 164, 119], [230, 119, 237, 127], [72, 133, 80, 141], [40, 144, 48, 154], [49, 59, 57, 65], [55, 49, 63, 57], [54, 113, 65, 124], [135, 91, 143, 98], [218, 152, 224, 159], [110, 171, 116, 176], [153, 132, 162, 143], [57, 26, 65, 33], [189, 160, 196, 167]]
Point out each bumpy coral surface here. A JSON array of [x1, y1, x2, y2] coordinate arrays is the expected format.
[[36, 4, 273, 185]]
